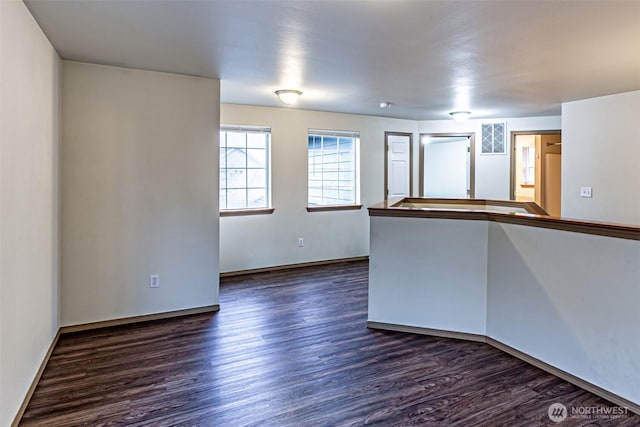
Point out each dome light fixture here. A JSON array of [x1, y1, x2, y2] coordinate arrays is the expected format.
[[449, 111, 471, 122], [275, 89, 302, 105]]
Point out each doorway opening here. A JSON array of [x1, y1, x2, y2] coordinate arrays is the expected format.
[[419, 133, 475, 198], [510, 131, 562, 216], [384, 132, 413, 199]]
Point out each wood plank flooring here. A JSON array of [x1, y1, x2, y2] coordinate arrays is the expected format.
[[20, 260, 639, 426]]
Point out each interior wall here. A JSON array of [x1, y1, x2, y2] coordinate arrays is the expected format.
[[487, 222, 640, 405], [0, 1, 60, 425], [369, 216, 488, 335], [61, 62, 220, 326], [369, 214, 640, 406], [220, 107, 562, 272], [418, 116, 561, 200], [220, 104, 417, 272], [562, 91, 640, 225]]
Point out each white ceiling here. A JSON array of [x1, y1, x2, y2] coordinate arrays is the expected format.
[[24, 0, 640, 121]]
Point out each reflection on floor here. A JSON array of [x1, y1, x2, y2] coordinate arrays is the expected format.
[[20, 260, 637, 426]]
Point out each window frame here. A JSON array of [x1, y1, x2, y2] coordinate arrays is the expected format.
[[306, 129, 361, 212], [219, 125, 274, 216], [521, 145, 536, 185], [481, 122, 507, 155]]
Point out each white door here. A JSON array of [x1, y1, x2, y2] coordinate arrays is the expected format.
[[422, 136, 471, 198], [385, 133, 412, 198]]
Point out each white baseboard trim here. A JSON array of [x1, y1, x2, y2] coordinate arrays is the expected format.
[[367, 321, 640, 415]]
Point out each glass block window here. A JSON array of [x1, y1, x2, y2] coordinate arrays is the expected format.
[[220, 125, 271, 210], [308, 129, 359, 206], [481, 123, 506, 154]]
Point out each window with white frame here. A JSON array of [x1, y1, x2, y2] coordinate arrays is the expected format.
[[220, 126, 271, 211], [481, 123, 506, 154], [308, 129, 359, 206], [521, 146, 535, 185]]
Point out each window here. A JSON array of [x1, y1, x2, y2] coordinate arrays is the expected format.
[[481, 123, 506, 154], [220, 126, 271, 212], [308, 129, 359, 207], [521, 146, 535, 185]]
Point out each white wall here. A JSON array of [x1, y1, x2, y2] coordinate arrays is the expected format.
[[219, 108, 561, 272], [369, 214, 640, 406], [220, 104, 417, 272], [369, 217, 488, 335], [0, 1, 60, 425], [61, 62, 220, 326], [487, 222, 640, 405], [562, 91, 640, 225], [418, 116, 561, 199]]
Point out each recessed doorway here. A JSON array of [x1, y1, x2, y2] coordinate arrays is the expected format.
[[510, 131, 562, 216], [420, 133, 475, 198]]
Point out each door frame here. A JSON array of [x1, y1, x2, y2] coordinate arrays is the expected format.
[[509, 130, 561, 201], [419, 132, 475, 198], [384, 131, 413, 198]]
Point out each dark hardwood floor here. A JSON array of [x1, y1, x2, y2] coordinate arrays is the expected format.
[[20, 260, 638, 426]]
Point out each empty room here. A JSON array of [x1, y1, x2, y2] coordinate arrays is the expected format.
[[1, 0, 639, 426]]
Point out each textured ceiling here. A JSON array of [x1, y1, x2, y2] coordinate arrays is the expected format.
[[24, 0, 640, 120]]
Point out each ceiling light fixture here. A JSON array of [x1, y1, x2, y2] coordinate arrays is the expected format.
[[275, 89, 302, 105], [449, 111, 471, 122], [379, 102, 392, 108]]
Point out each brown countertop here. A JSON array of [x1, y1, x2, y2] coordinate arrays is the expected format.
[[368, 198, 640, 241]]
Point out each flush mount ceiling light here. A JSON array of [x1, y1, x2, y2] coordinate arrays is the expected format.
[[379, 102, 392, 108], [449, 111, 471, 122], [275, 89, 302, 105]]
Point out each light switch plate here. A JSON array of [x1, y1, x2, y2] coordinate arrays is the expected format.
[[580, 187, 592, 198], [149, 274, 160, 288]]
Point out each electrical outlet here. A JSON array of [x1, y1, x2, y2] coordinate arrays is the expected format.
[[149, 274, 160, 288], [580, 187, 592, 198], [298, 237, 304, 247]]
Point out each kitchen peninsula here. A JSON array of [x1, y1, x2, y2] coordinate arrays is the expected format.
[[368, 198, 640, 414]]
